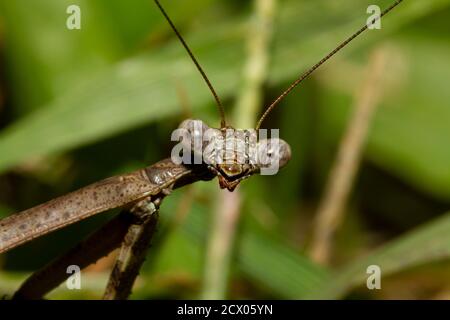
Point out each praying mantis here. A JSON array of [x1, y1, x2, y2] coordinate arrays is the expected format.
[[0, 0, 404, 299]]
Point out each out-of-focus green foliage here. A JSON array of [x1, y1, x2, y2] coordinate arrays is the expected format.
[[0, 0, 449, 299], [309, 211, 450, 299]]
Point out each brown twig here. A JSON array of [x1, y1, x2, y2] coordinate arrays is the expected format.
[[310, 47, 388, 265]]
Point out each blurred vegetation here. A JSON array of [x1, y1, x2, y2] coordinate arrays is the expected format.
[[0, 0, 450, 299]]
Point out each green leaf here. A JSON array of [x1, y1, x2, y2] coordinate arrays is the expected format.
[[174, 187, 331, 299], [152, 230, 204, 280], [237, 231, 331, 298], [0, 0, 443, 173], [0, 0, 121, 115], [307, 212, 450, 299], [320, 35, 450, 200]]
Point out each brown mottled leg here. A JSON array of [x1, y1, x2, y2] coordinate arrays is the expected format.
[[12, 209, 141, 300], [102, 197, 160, 300]]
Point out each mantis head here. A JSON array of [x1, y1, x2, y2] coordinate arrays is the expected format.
[[177, 119, 291, 191]]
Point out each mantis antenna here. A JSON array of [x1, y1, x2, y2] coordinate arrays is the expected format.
[[255, 0, 404, 130], [154, 0, 227, 128]]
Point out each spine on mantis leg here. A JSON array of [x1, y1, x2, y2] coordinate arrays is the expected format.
[[0, 159, 210, 254]]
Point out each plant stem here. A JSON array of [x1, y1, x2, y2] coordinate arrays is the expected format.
[[310, 47, 389, 265], [201, 0, 277, 299]]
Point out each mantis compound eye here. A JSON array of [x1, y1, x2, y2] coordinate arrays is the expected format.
[[256, 138, 291, 171], [177, 119, 220, 154], [178, 119, 210, 153], [173, 119, 222, 165]]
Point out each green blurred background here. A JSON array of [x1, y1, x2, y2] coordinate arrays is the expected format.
[[0, 0, 450, 299]]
